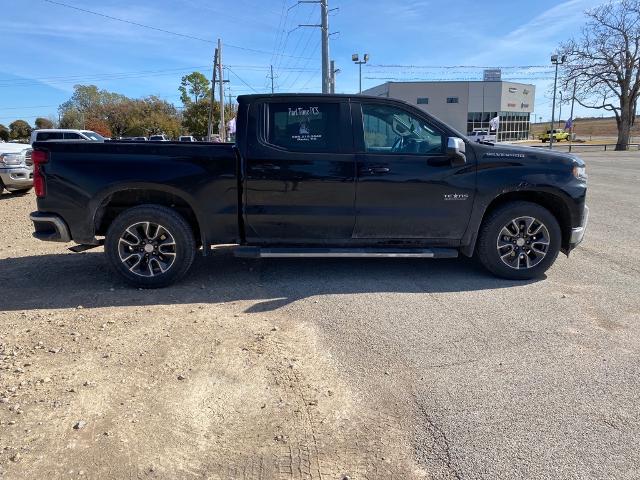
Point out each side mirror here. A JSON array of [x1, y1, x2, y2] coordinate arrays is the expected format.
[[447, 137, 467, 166]]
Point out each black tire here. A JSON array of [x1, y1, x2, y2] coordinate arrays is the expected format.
[[105, 205, 196, 288], [476, 201, 561, 280]]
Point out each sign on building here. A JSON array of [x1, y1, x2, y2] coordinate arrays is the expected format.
[[483, 69, 502, 82]]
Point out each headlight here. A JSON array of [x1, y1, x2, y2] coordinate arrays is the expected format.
[[0, 152, 25, 166], [573, 164, 587, 182]]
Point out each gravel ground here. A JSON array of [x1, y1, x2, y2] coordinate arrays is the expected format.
[[1, 150, 639, 479]]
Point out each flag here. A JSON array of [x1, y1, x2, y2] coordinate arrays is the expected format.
[[565, 118, 573, 130], [489, 116, 500, 131]]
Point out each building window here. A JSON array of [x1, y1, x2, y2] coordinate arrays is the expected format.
[[417, 97, 429, 105], [466, 111, 530, 141], [446, 97, 459, 104]]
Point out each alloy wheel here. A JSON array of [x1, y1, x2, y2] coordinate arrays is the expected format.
[[117, 222, 177, 277], [496, 216, 550, 270]]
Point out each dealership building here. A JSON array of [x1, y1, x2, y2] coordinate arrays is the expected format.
[[362, 80, 536, 142]]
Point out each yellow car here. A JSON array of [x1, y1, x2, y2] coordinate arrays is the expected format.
[[539, 129, 570, 142]]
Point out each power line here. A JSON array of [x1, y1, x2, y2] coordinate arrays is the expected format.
[[0, 65, 212, 87], [0, 105, 59, 110], [366, 64, 556, 70], [225, 67, 259, 94], [42, 0, 314, 60]]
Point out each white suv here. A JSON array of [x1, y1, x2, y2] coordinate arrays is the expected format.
[[31, 129, 105, 144]]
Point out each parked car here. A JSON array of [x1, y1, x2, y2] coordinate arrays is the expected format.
[[539, 129, 570, 142], [468, 130, 496, 143], [133, 137, 148, 142], [29, 94, 588, 287], [179, 136, 197, 142], [30, 129, 105, 144], [0, 143, 33, 195], [148, 134, 170, 142]]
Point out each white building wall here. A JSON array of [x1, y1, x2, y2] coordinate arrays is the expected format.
[[386, 82, 469, 132]]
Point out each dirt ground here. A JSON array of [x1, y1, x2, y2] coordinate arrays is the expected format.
[[2, 151, 640, 479], [0, 192, 424, 479]]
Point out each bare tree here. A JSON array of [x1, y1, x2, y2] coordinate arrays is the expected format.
[[559, 0, 640, 150]]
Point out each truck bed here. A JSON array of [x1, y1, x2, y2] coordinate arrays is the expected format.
[[33, 141, 240, 246]]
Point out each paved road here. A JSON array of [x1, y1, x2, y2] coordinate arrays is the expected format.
[[1, 151, 638, 479], [246, 151, 640, 479]]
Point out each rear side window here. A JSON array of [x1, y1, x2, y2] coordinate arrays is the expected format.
[[37, 132, 64, 141], [64, 133, 82, 139], [267, 103, 339, 152]]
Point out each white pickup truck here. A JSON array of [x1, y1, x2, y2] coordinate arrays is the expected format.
[[0, 142, 33, 195], [468, 130, 496, 143]]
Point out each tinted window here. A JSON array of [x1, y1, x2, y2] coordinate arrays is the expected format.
[[362, 104, 444, 155], [267, 103, 339, 152], [37, 132, 64, 141], [64, 133, 82, 139], [81, 131, 104, 141]]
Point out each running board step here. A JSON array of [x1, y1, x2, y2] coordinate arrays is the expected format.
[[233, 246, 459, 259]]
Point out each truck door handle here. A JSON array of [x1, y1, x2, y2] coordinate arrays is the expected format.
[[252, 163, 281, 171]]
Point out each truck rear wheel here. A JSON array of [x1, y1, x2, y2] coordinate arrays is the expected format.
[[476, 201, 561, 280], [105, 205, 196, 288]]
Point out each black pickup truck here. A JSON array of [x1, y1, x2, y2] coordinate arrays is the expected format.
[[29, 94, 588, 287]]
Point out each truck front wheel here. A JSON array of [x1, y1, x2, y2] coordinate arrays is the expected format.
[[105, 205, 196, 288], [476, 201, 561, 280]]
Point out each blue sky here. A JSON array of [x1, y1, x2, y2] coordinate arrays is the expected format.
[[1, 0, 606, 126]]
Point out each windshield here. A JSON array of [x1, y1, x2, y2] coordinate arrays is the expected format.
[[81, 131, 105, 141]]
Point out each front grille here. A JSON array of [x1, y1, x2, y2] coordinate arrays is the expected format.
[[25, 149, 33, 168]]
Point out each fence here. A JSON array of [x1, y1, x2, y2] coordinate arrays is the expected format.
[[529, 143, 640, 153]]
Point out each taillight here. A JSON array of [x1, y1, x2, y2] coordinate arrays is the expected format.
[[32, 150, 49, 198]]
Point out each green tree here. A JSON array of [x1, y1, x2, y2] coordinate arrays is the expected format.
[[58, 85, 183, 139], [9, 120, 32, 140], [59, 108, 84, 129], [0, 124, 9, 142], [182, 100, 212, 137], [179, 72, 211, 105], [35, 117, 54, 129]]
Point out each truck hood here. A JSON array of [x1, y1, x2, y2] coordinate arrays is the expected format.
[[475, 142, 585, 167], [0, 143, 32, 155]]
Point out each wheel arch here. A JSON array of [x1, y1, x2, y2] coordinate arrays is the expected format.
[[462, 190, 573, 257], [93, 185, 205, 250]]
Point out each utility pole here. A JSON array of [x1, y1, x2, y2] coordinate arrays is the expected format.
[[569, 80, 577, 147], [292, 0, 334, 93], [549, 54, 566, 150], [320, 0, 330, 93], [217, 38, 225, 142], [269, 65, 275, 94], [207, 48, 218, 142], [330, 60, 336, 93], [558, 91, 563, 130]]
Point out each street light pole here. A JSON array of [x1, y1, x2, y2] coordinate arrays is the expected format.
[[549, 54, 566, 150], [352, 53, 369, 94]]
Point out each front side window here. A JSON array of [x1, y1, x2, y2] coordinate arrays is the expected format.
[[64, 133, 82, 140], [267, 103, 339, 152], [361, 104, 444, 155]]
